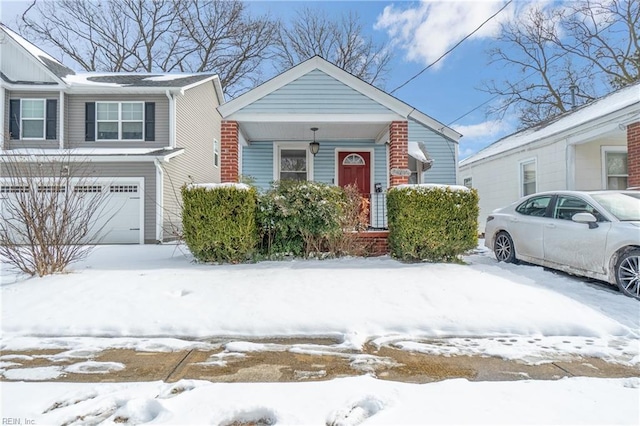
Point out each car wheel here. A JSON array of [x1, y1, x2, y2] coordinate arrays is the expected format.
[[494, 232, 517, 263], [615, 249, 640, 300]]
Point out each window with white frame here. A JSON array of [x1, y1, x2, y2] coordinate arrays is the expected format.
[[463, 177, 472, 188], [408, 156, 420, 184], [21, 99, 46, 139], [213, 139, 220, 167], [96, 102, 143, 140], [279, 148, 308, 181], [520, 159, 536, 196], [605, 151, 628, 189]]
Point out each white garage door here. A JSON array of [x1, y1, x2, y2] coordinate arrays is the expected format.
[[75, 179, 143, 244], [0, 178, 143, 244]]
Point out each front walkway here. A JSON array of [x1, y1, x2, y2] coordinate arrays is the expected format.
[[1, 337, 637, 384]]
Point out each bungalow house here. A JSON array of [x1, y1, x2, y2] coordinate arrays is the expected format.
[[459, 82, 640, 231], [217, 56, 461, 228], [0, 24, 224, 243]]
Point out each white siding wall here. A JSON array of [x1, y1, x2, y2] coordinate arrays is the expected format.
[[574, 136, 627, 190], [460, 140, 567, 232]]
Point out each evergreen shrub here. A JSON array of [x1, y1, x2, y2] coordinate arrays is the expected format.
[[387, 185, 479, 262]]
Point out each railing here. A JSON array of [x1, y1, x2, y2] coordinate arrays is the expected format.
[[363, 191, 388, 230]]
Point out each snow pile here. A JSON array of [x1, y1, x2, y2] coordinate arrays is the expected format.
[[2, 376, 638, 425], [392, 183, 471, 192], [187, 182, 252, 191]]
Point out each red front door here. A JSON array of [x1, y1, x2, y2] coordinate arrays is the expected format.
[[338, 152, 370, 195]]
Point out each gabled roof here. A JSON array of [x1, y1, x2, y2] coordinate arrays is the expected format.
[[218, 56, 461, 142], [460, 81, 640, 167], [0, 23, 75, 82]]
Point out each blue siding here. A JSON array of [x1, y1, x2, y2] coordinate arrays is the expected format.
[[409, 119, 457, 184], [242, 140, 387, 191], [239, 70, 394, 114]]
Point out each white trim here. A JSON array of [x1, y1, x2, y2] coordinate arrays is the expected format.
[[226, 113, 403, 123], [333, 147, 375, 192], [0, 150, 185, 163], [19, 98, 46, 140], [519, 157, 537, 197], [58, 92, 65, 149], [273, 142, 314, 181], [154, 159, 164, 242], [95, 101, 145, 142], [600, 145, 628, 189]]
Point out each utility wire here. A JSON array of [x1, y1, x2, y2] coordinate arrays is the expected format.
[[390, 0, 513, 95]]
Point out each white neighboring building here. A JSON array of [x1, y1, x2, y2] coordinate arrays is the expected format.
[[459, 82, 640, 231]]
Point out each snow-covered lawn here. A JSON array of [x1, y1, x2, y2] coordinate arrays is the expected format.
[[2, 244, 638, 362], [1, 244, 639, 424]]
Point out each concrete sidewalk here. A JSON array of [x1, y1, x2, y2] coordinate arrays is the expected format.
[[1, 339, 638, 384]]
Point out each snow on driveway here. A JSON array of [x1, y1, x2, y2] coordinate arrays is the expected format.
[[1, 244, 638, 364]]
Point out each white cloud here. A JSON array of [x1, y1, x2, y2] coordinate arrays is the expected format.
[[453, 118, 514, 159], [375, 0, 514, 68], [453, 119, 511, 139]]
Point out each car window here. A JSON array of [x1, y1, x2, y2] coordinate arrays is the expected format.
[[591, 192, 640, 221], [515, 196, 552, 217], [553, 196, 606, 221]]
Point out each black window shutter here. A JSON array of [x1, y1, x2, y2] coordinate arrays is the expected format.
[[9, 99, 20, 140], [85, 102, 95, 141], [46, 99, 57, 140], [145, 102, 155, 141]]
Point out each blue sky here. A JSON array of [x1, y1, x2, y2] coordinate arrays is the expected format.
[[1, 0, 523, 157]]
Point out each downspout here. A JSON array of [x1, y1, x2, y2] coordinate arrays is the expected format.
[[165, 90, 176, 149], [565, 140, 575, 190], [154, 158, 164, 242], [0, 86, 4, 150], [59, 91, 65, 149]]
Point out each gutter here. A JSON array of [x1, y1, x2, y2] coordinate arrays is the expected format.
[[165, 90, 176, 149]]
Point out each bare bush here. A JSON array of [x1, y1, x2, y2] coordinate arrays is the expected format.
[[0, 155, 114, 276]]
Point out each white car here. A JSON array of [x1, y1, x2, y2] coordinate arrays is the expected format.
[[485, 190, 640, 300]]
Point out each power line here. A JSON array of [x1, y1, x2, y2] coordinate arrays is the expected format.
[[390, 0, 512, 95]]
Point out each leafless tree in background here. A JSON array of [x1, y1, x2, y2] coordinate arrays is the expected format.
[[273, 8, 392, 86], [0, 156, 113, 277], [19, 0, 277, 96], [482, 0, 639, 128]]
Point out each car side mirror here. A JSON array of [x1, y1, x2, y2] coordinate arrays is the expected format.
[[572, 212, 598, 229]]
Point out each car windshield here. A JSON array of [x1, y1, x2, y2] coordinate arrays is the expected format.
[[591, 192, 640, 221]]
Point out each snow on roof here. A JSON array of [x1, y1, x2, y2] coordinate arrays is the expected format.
[[460, 82, 640, 167], [1, 24, 75, 79], [62, 72, 217, 89], [408, 141, 428, 163]]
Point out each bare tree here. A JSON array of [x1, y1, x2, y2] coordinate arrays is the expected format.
[[0, 155, 114, 276], [273, 8, 392, 86], [482, 0, 639, 127], [18, 0, 277, 96]]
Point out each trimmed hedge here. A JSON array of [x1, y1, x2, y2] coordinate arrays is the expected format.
[[387, 185, 479, 262], [181, 184, 257, 263]]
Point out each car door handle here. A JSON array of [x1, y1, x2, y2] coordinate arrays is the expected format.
[[510, 218, 518, 222], [546, 224, 556, 229]]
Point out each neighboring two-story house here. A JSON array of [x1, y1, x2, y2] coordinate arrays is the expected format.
[[0, 24, 224, 243]]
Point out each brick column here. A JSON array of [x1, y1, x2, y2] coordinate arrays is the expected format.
[[628, 121, 640, 189], [389, 120, 409, 187], [221, 120, 239, 183]]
